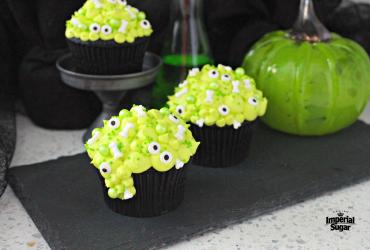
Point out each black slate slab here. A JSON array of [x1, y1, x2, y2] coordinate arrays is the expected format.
[[7, 122, 370, 250]]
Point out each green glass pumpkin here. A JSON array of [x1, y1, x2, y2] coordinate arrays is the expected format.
[[242, 0, 370, 136]]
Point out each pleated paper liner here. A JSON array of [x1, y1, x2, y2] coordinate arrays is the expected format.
[[97, 166, 187, 217], [190, 121, 256, 168], [67, 37, 149, 75]]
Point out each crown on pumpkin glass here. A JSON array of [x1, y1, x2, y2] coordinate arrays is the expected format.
[[288, 0, 331, 42]]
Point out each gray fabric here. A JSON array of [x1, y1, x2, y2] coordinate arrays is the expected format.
[[8, 122, 370, 250], [0, 95, 16, 197]]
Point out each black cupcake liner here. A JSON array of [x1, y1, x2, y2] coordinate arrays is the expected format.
[[190, 121, 256, 168], [97, 166, 187, 217], [67, 37, 149, 75]]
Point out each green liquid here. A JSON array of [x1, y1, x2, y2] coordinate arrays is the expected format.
[[151, 54, 213, 109]]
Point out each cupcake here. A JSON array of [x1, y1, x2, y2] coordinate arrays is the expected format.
[[65, 0, 153, 75], [85, 105, 199, 217], [167, 65, 267, 167]]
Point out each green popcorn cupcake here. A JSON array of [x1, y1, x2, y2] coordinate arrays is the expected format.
[[65, 0, 153, 74], [65, 0, 152, 43], [168, 64, 267, 168], [168, 64, 267, 128], [85, 105, 199, 217]]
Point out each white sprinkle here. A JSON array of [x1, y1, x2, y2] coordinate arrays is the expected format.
[[175, 88, 188, 98], [133, 105, 146, 117], [218, 64, 232, 71], [118, 20, 128, 33], [205, 90, 214, 103], [196, 119, 204, 128], [189, 68, 199, 77], [232, 80, 240, 93], [175, 125, 185, 140], [233, 121, 242, 129], [87, 131, 100, 145], [123, 189, 133, 200], [179, 80, 188, 88], [126, 7, 137, 19], [71, 18, 80, 26], [244, 79, 252, 89], [120, 123, 134, 138], [175, 160, 184, 169], [109, 142, 123, 159], [92, 0, 102, 8]]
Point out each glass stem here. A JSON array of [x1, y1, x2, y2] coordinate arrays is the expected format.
[[289, 0, 331, 42]]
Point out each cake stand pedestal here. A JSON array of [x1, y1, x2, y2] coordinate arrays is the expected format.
[[56, 52, 162, 142]]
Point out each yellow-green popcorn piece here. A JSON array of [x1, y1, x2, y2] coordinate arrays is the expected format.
[[167, 64, 268, 129], [65, 0, 153, 43], [85, 105, 199, 200]]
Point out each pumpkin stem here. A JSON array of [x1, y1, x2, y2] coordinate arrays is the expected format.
[[289, 0, 331, 42]]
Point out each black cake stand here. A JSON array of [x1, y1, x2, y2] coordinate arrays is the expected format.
[[56, 52, 162, 142]]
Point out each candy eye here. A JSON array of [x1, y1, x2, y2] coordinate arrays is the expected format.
[[160, 151, 173, 164], [148, 142, 160, 154], [221, 74, 231, 81], [108, 0, 116, 3], [169, 114, 179, 123], [176, 105, 185, 116], [140, 20, 151, 29], [99, 162, 111, 174], [90, 23, 100, 33], [101, 25, 112, 35], [218, 105, 229, 116], [118, 0, 127, 5], [108, 117, 120, 129], [208, 70, 219, 79], [248, 97, 258, 106]]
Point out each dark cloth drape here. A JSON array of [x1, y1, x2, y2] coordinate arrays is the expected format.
[[2, 0, 370, 129], [0, 1, 18, 196], [204, 0, 344, 66], [6, 0, 102, 129]]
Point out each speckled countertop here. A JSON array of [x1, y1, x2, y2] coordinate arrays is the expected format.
[[1, 104, 370, 250]]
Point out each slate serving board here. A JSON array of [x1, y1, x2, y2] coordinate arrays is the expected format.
[[7, 122, 370, 250]]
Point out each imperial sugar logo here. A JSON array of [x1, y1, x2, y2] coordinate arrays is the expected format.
[[326, 210, 355, 232]]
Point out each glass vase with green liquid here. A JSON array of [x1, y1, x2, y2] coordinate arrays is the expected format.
[[151, 0, 213, 109], [152, 54, 213, 108]]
